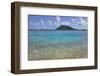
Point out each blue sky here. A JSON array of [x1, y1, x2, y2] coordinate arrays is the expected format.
[[28, 15, 88, 30]]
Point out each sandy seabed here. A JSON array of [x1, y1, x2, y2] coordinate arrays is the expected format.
[[28, 42, 88, 60]]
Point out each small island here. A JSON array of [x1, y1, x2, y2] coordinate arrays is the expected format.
[[56, 25, 87, 31], [56, 25, 77, 30]]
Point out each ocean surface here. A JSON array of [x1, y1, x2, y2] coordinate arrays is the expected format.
[[28, 30, 88, 60]]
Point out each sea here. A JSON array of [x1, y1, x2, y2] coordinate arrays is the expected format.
[[28, 30, 88, 60]]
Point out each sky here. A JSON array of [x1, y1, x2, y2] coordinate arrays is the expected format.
[[28, 15, 88, 30]]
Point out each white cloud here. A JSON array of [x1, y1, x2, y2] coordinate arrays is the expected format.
[[40, 19, 44, 25], [48, 20, 52, 25], [54, 16, 61, 27], [56, 16, 60, 22], [61, 21, 70, 25], [71, 18, 79, 25], [79, 17, 88, 26]]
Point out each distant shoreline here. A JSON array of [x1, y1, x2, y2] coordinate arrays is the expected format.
[[28, 29, 88, 31], [28, 25, 87, 31]]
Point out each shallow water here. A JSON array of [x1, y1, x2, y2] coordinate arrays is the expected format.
[[28, 30, 88, 60]]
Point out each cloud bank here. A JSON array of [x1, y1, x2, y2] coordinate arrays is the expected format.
[[28, 15, 88, 30]]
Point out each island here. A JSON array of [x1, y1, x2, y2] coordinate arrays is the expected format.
[[56, 25, 87, 31], [56, 25, 76, 30]]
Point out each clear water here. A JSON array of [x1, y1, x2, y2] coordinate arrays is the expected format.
[[28, 31, 87, 47], [28, 30, 88, 60]]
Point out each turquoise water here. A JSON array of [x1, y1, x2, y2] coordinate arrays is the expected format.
[[28, 31, 87, 48], [28, 31, 88, 60]]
